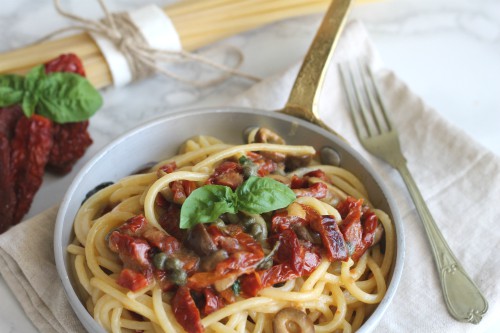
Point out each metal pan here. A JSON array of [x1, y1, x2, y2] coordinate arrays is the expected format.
[[54, 0, 404, 332]]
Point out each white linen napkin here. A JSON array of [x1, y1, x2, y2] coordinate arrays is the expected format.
[[0, 20, 498, 333]]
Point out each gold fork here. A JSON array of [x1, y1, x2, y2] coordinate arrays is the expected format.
[[339, 61, 488, 324]]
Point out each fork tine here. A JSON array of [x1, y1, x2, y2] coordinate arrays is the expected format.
[[366, 65, 393, 131], [339, 63, 365, 138], [357, 61, 389, 134], [339, 62, 374, 138]]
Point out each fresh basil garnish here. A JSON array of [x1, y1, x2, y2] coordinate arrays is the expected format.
[[0, 65, 102, 123], [236, 176, 296, 214], [180, 185, 237, 229], [180, 176, 295, 229]]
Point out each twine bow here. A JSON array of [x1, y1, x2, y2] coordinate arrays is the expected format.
[[38, 0, 261, 87]]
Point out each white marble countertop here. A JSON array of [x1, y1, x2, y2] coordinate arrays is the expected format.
[[1, 0, 499, 332]]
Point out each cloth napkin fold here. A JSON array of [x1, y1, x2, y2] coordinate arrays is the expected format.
[[0, 20, 499, 333]]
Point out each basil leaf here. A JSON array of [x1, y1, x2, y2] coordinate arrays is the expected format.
[[25, 65, 45, 88], [36, 72, 103, 123], [21, 66, 46, 117], [0, 87, 23, 108], [180, 185, 237, 229], [21, 91, 38, 117], [0, 75, 25, 107], [235, 176, 295, 214]]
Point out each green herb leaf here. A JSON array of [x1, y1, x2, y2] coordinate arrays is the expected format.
[[179, 176, 296, 229], [21, 91, 38, 117], [0, 75, 25, 107], [36, 72, 103, 123], [0, 64, 102, 123], [180, 185, 237, 229], [24, 65, 45, 88], [236, 176, 296, 214]]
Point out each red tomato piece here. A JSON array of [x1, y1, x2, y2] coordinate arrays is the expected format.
[[271, 210, 307, 233], [158, 161, 177, 174], [11, 115, 53, 225], [0, 106, 23, 232], [202, 288, 226, 316], [156, 197, 186, 241], [207, 161, 243, 190], [276, 229, 305, 274], [310, 214, 347, 262], [172, 286, 204, 333], [338, 197, 379, 260], [117, 268, 149, 292], [293, 182, 328, 199], [170, 180, 197, 205], [116, 214, 148, 235], [108, 232, 152, 273], [304, 169, 330, 182], [47, 121, 92, 174], [44, 53, 86, 76]]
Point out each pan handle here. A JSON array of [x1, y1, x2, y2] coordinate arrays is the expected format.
[[280, 0, 352, 131]]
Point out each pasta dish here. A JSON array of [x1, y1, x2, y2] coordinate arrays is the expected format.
[[68, 127, 395, 333]]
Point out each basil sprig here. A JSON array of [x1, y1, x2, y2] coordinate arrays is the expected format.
[[180, 176, 296, 229], [0, 65, 102, 123]]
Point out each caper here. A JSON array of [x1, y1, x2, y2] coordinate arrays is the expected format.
[[170, 269, 187, 286], [165, 257, 183, 271], [153, 252, 168, 270]]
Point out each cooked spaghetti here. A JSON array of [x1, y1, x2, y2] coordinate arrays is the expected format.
[[69, 127, 395, 333]]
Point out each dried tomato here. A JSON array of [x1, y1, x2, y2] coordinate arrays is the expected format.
[[44, 53, 92, 174], [338, 197, 379, 260], [10, 115, 53, 225], [207, 161, 243, 190], [116, 268, 149, 292], [201, 287, 225, 316], [0, 53, 95, 232], [44, 53, 85, 76], [310, 214, 348, 262], [47, 121, 92, 174], [293, 182, 328, 199], [172, 286, 204, 333], [187, 226, 264, 290], [0, 106, 23, 232]]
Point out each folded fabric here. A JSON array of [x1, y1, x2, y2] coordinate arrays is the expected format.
[[0, 20, 498, 333]]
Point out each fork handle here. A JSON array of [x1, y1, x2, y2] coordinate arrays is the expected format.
[[396, 162, 488, 324]]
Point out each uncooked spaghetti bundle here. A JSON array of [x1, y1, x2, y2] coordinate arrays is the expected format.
[[0, 0, 335, 88]]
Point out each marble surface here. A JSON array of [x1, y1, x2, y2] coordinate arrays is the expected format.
[[0, 0, 499, 332]]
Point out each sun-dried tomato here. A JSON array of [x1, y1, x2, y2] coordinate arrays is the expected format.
[[310, 214, 348, 262], [0, 53, 95, 232], [44, 53, 85, 76], [201, 287, 226, 316], [207, 161, 243, 190], [0, 106, 23, 232], [47, 120, 92, 174], [10, 114, 53, 225], [338, 197, 379, 260], [44, 53, 92, 174], [172, 286, 204, 333]]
